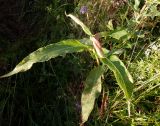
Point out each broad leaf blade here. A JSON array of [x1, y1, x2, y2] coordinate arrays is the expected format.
[[1, 40, 88, 78], [134, 0, 140, 10], [110, 28, 128, 40], [66, 14, 92, 36], [102, 55, 133, 99], [81, 66, 105, 124]]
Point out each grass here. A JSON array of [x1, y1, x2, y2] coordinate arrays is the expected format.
[[0, 0, 160, 126]]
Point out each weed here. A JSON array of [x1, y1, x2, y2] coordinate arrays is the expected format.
[[0, 0, 160, 126]]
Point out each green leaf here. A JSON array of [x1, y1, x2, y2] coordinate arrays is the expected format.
[[134, 0, 140, 10], [66, 14, 93, 36], [102, 55, 133, 99], [81, 66, 105, 124], [110, 29, 128, 40], [144, 5, 160, 17], [80, 38, 93, 46], [107, 20, 114, 30], [1, 40, 89, 78]]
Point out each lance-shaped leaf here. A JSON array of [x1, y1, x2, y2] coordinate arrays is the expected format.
[[1, 40, 89, 78], [66, 14, 93, 36], [81, 66, 105, 124], [102, 55, 134, 99], [109, 28, 129, 40]]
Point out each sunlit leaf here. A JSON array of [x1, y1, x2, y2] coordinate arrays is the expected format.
[[81, 66, 105, 124], [144, 5, 160, 17], [80, 38, 93, 46], [66, 14, 93, 36], [110, 29, 128, 40], [107, 20, 114, 30], [134, 0, 140, 10], [102, 55, 134, 99], [1, 40, 89, 78]]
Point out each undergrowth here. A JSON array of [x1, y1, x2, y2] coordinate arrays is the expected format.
[[0, 0, 160, 126]]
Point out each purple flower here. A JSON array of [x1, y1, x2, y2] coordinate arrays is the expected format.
[[80, 6, 88, 14]]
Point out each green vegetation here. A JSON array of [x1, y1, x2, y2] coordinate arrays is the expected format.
[[0, 0, 160, 126]]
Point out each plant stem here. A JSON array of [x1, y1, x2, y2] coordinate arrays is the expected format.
[[127, 100, 131, 117]]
